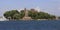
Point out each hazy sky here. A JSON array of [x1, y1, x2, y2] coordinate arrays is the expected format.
[[0, 0, 60, 16]]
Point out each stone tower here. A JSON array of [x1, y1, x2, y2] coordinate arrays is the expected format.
[[22, 8, 32, 20], [24, 8, 28, 17]]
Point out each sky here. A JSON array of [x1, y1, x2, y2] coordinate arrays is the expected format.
[[0, 0, 60, 16]]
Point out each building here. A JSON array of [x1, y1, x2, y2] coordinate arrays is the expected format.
[[22, 8, 32, 20]]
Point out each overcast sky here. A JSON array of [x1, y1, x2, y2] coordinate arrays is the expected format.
[[0, 0, 60, 16]]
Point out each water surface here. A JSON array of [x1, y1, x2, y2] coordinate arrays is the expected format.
[[0, 20, 60, 30]]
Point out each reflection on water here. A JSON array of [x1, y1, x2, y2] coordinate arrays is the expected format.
[[0, 20, 60, 30]]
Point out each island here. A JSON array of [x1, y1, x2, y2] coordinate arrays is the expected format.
[[3, 8, 60, 20]]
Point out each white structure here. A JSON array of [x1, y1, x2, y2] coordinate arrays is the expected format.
[[0, 16, 8, 21], [56, 16, 59, 20], [34, 7, 40, 12], [18, 8, 24, 12]]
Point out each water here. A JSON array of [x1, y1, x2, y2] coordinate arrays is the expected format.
[[0, 20, 60, 30]]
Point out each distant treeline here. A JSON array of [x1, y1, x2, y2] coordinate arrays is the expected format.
[[4, 8, 60, 20]]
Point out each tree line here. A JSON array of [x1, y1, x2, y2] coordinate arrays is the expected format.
[[4, 8, 57, 20]]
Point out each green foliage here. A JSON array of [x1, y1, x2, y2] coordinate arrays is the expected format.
[[19, 10, 25, 18], [13, 14, 21, 20], [4, 9, 56, 20], [4, 10, 19, 19], [28, 10, 56, 19]]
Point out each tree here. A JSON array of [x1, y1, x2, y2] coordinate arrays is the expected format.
[[4, 11, 11, 19], [4, 9, 56, 20], [13, 14, 21, 20], [19, 10, 25, 18], [4, 10, 19, 19]]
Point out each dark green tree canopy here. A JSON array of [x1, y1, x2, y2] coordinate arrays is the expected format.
[[4, 10, 19, 19], [4, 9, 56, 20]]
